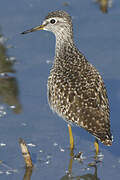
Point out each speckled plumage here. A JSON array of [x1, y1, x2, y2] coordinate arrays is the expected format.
[[45, 11, 112, 146]]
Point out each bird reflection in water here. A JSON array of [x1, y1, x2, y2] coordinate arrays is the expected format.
[[0, 30, 21, 115], [60, 150, 101, 180], [23, 167, 33, 180]]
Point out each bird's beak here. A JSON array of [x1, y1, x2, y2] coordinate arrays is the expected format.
[[21, 24, 44, 34]]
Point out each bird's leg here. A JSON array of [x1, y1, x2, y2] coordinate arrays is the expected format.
[[94, 138, 99, 156], [68, 124, 74, 150]]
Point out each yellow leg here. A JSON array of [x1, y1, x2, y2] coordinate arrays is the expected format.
[[94, 139, 99, 156], [68, 124, 74, 150]]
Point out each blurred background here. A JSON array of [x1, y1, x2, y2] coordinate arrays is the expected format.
[[0, 0, 120, 179]]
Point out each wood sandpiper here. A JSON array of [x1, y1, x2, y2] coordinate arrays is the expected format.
[[21, 10, 112, 155]]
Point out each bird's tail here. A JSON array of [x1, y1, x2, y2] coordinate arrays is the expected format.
[[90, 130, 113, 146], [98, 132, 113, 146]]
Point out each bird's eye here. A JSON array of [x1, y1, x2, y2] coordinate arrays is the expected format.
[[50, 19, 56, 24]]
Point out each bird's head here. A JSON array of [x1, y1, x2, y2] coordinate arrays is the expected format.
[[21, 10, 73, 39]]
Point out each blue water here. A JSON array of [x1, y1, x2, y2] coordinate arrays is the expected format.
[[0, 0, 120, 179]]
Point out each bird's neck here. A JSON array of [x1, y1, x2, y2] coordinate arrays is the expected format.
[[53, 35, 86, 68], [55, 35, 75, 58]]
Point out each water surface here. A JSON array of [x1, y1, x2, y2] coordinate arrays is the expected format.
[[0, 0, 120, 179]]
